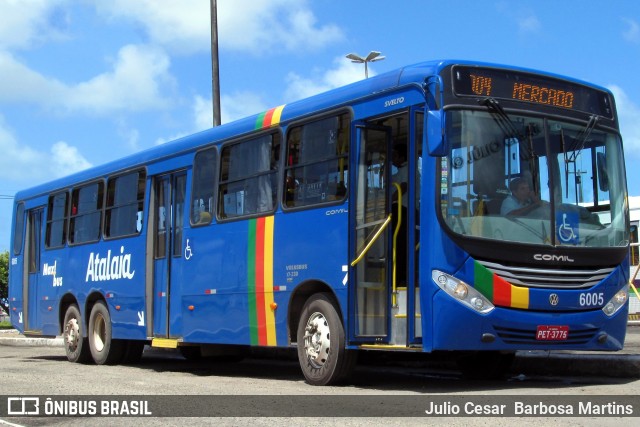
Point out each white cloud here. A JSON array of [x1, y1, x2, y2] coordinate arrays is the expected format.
[[608, 85, 640, 158], [0, 115, 91, 183], [220, 92, 269, 124], [0, 0, 70, 50], [50, 141, 92, 177], [518, 14, 541, 33], [496, 3, 541, 35], [90, 0, 343, 55], [155, 95, 214, 145], [116, 119, 141, 151], [0, 45, 173, 115], [184, 58, 365, 134], [181, 59, 366, 137], [0, 117, 42, 181], [284, 57, 368, 101], [194, 95, 215, 130], [67, 44, 174, 113], [155, 92, 268, 145], [622, 18, 640, 43]]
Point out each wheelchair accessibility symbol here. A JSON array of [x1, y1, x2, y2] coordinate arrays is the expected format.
[[557, 212, 579, 244], [185, 239, 193, 260]]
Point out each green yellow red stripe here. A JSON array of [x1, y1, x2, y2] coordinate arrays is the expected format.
[[255, 105, 285, 129], [474, 261, 529, 309], [248, 216, 277, 345]]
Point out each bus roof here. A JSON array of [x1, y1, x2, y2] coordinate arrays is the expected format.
[[13, 59, 614, 202]]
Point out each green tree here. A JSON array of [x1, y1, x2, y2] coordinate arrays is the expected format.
[[0, 251, 9, 316]]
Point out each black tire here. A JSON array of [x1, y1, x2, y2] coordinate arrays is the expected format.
[[121, 340, 145, 364], [457, 351, 515, 380], [62, 304, 91, 363], [296, 293, 356, 386], [88, 301, 125, 365]]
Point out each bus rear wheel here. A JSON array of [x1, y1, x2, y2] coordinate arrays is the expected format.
[[62, 304, 91, 363], [296, 293, 355, 386], [88, 301, 125, 365]]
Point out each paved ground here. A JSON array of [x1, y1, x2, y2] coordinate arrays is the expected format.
[[1, 326, 638, 378], [512, 326, 640, 378]]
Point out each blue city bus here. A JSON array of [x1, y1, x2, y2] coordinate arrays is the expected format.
[[8, 60, 630, 385]]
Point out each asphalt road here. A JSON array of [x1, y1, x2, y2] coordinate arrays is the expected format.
[[0, 328, 639, 426]]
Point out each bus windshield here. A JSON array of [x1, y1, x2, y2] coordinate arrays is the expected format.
[[440, 108, 629, 248]]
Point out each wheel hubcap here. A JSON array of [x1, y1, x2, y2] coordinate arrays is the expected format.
[[65, 318, 80, 351], [303, 312, 330, 367]]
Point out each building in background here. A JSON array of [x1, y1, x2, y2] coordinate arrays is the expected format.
[[629, 196, 639, 323]]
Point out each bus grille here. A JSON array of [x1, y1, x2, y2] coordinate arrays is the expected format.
[[494, 326, 599, 345], [477, 260, 614, 289]]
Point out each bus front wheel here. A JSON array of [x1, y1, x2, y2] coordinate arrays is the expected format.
[[296, 293, 355, 386], [62, 304, 91, 363], [88, 301, 125, 365]]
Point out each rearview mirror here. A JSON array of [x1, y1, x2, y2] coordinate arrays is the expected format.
[[425, 75, 447, 157], [426, 110, 446, 156]]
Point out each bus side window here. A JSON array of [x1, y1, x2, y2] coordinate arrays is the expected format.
[[13, 202, 25, 255], [104, 170, 145, 238], [45, 191, 69, 248], [284, 112, 349, 208], [69, 182, 103, 244], [217, 133, 279, 220], [191, 147, 216, 225]]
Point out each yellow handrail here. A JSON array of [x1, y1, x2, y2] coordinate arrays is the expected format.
[[631, 263, 640, 301], [350, 182, 403, 308], [391, 183, 402, 307], [350, 214, 392, 267]]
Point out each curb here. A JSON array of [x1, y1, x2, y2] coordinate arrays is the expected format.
[[0, 336, 64, 347]]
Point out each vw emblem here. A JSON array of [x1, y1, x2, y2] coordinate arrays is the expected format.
[[549, 293, 559, 306]]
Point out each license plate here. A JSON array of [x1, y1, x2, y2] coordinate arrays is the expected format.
[[536, 325, 569, 341]]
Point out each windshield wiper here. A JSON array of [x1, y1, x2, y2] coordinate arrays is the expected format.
[[567, 114, 598, 162], [481, 97, 534, 160], [562, 114, 598, 199]]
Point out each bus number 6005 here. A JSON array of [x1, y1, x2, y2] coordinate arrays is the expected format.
[[579, 292, 604, 307]]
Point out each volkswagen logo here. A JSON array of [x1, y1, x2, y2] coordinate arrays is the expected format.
[[549, 293, 559, 306]]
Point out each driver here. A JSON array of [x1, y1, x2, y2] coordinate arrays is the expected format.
[[500, 177, 543, 216]]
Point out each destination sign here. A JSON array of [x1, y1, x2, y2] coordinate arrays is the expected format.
[[452, 66, 612, 117]]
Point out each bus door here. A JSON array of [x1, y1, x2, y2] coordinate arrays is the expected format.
[[351, 125, 392, 343], [151, 172, 187, 338], [351, 113, 421, 346], [24, 208, 43, 332]]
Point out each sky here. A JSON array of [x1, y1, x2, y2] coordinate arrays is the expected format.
[[1, 0, 640, 251]]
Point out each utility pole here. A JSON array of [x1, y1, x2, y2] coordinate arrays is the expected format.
[[210, 0, 221, 126]]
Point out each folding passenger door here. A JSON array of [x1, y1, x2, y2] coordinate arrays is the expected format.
[[151, 172, 187, 338], [24, 208, 43, 332], [350, 110, 422, 347], [350, 125, 392, 342]]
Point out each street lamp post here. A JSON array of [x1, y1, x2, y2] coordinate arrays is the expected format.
[[345, 51, 385, 78], [210, 0, 221, 127]]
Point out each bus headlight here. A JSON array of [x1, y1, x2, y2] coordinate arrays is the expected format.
[[602, 286, 628, 317], [432, 270, 495, 314]]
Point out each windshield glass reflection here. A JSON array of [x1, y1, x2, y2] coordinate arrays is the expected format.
[[440, 109, 628, 248]]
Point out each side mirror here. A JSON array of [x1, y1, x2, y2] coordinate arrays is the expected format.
[[424, 75, 447, 157], [426, 110, 446, 157]]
